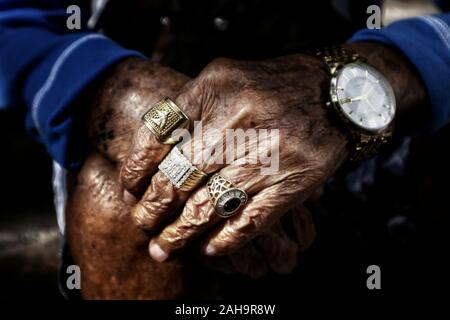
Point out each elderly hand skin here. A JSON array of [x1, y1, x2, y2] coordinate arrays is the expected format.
[[67, 58, 189, 299], [121, 41, 427, 262], [68, 57, 313, 298], [124, 53, 345, 260]]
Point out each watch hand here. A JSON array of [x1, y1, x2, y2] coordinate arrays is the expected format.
[[351, 96, 364, 102], [339, 98, 352, 104], [340, 96, 363, 104]]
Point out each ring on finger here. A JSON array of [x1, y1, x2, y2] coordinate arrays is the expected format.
[[158, 146, 208, 192], [142, 97, 190, 144], [207, 173, 248, 218]]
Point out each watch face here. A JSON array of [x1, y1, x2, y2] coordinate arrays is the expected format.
[[331, 62, 396, 132]]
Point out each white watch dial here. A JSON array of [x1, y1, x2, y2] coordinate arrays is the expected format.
[[333, 62, 396, 132]]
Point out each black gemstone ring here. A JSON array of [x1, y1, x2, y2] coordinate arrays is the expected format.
[[206, 173, 248, 218]]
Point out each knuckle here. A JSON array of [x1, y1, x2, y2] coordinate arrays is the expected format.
[[136, 123, 150, 141], [158, 228, 185, 249], [285, 164, 326, 195], [156, 196, 216, 251], [161, 204, 213, 250], [182, 191, 215, 227], [120, 159, 141, 187], [238, 208, 271, 236], [131, 175, 179, 229], [132, 202, 157, 229], [304, 160, 328, 186], [217, 223, 248, 251], [119, 156, 152, 194], [208, 57, 236, 71], [200, 57, 239, 83], [140, 195, 169, 216], [120, 128, 154, 182], [237, 89, 262, 111]]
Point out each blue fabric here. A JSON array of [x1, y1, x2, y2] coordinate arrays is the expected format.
[[1, 1, 450, 170], [349, 13, 450, 133], [0, 0, 145, 169]]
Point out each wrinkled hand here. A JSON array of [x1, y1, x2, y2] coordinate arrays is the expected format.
[[84, 57, 314, 278], [121, 54, 347, 261]]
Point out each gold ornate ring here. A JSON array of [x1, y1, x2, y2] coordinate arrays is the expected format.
[[207, 173, 248, 218], [142, 97, 190, 145]]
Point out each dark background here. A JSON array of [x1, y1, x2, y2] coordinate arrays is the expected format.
[[0, 112, 61, 299], [0, 0, 449, 301]]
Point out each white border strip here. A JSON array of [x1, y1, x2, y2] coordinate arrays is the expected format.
[[88, 0, 110, 29], [52, 160, 67, 235], [417, 16, 450, 51], [31, 34, 106, 137]]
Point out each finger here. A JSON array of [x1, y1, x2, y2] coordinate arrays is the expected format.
[[201, 180, 301, 256], [120, 88, 201, 196], [131, 170, 190, 232], [228, 241, 268, 278], [131, 119, 245, 231], [284, 204, 316, 251], [148, 163, 279, 260], [120, 125, 171, 195], [123, 189, 138, 206], [147, 187, 221, 261], [253, 220, 299, 274], [131, 151, 225, 233]]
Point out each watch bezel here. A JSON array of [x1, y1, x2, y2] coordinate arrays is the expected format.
[[329, 62, 396, 134]]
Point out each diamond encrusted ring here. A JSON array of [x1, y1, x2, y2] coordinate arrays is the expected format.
[[158, 146, 207, 192]]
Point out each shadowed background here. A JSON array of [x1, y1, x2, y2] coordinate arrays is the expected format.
[[0, 0, 448, 300]]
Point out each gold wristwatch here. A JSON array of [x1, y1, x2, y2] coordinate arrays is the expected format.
[[316, 46, 396, 161]]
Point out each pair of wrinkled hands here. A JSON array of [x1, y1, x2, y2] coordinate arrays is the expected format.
[[85, 52, 350, 277]]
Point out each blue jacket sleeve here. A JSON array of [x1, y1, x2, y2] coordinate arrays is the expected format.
[[348, 13, 450, 133], [0, 0, 145, 169]]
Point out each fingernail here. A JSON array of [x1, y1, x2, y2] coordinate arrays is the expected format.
[[149, 240, 168, 262], [205, 244, 217, 256]]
